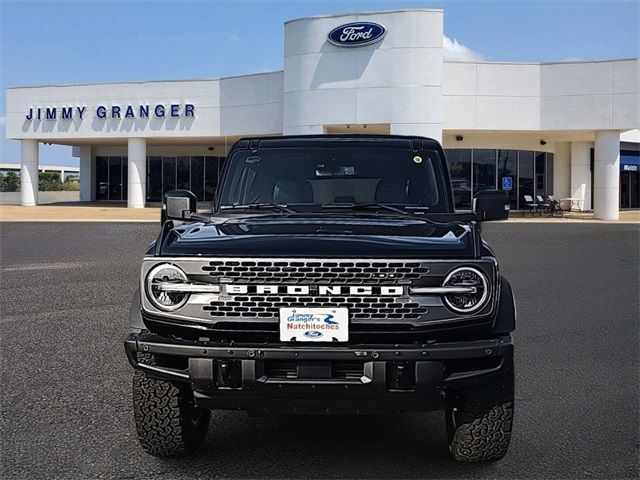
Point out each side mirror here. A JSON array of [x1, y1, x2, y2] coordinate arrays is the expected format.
[[473, 190, 510, 221], [162, 190, 197, 224]]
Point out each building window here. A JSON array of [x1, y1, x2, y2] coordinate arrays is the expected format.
[[445, 149, 472, 210], [445, 148, 557, 211], [190, 156, 205, 201], [147, 156, 163, 202], [95, 156, 109, 201], [95, 156, 126, 201], [205, 156, 220, 202], [162, 157, 177, 196], [473, 149, 497, 194], [498, 150, 518, 211], [177, 156, 191, 190], [95, 154, 226, 203], [122, 157, 128, 200], [620, 150, 640, 209], [535, 152, 546, 198], [140, 155, 226, 204], [518, 151, 534, 210]]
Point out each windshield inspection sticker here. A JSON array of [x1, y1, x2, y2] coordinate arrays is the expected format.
[[413, 155, 423, 164]]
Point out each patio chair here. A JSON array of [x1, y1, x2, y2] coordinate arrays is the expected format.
[[536, 195, 551, 215], [547, 195, 564, 217], [523, 195, 538, 216]]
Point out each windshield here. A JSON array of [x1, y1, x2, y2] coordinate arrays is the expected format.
[[218, 147, 450, 213]]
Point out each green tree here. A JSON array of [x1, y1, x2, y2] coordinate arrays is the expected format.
[[4, 172, 20, 192], [39, 171, 63, 191]]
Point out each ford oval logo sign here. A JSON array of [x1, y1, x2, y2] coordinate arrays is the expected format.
[[327, 22, 386, 47], [303, 330, 323, 338]]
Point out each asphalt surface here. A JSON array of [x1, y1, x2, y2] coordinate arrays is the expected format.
[[1, 222, 638, 479]]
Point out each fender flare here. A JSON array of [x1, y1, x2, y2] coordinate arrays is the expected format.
[[493, 276, 516, 334], [129, 288, 146, 332]]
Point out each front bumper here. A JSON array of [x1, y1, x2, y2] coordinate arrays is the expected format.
[[125, 332, 513, 415]]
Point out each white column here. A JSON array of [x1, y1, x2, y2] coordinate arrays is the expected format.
[[570, 141, 591, 211], [20, 139, 39, 206], [593, 130, 620, 220], [553, 142, 571, 199], [78, 145, 94, 202], [127, 138, 146, 208]]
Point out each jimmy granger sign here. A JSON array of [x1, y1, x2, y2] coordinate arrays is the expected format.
[[25, 103, 196, 121]]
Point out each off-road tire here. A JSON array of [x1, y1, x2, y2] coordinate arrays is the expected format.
[[132, 354, 210, 457], [445, 370, 514, 463]]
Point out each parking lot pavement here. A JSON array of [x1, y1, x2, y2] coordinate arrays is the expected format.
[[1, 222, 638, 479]]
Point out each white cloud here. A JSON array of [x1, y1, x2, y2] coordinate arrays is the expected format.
[[443, 36, 485, 62]]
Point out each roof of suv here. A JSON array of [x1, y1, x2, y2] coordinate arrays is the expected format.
[[232, 134, 442, 151]]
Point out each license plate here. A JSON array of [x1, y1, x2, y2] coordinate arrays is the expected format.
[[279, 308, 349, 342]]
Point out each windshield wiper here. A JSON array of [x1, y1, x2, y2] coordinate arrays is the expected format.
[[219, 203, 295, 214], [321, 202, 410, 216], [320, 203, 472, 226]]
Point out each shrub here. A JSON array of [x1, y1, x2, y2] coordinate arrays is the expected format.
[[61, 180, 80, 191], [3, 172, 20, 192]]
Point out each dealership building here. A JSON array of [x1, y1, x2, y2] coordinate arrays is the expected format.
[[5, 9, 639, 218]]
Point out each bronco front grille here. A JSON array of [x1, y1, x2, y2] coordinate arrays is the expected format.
[[202, 260, 431, 285], [201, 259, 433, 321], [203, 295, 428, 320]]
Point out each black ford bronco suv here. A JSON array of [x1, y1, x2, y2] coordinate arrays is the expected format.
[[125, 135, 515, 463]]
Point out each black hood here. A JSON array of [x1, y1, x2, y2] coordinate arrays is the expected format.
[[159, 214, 478, 259]]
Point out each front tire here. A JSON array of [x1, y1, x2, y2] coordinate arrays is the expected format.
[[445, 370, 514, 463], [132, 355, 210, 457]]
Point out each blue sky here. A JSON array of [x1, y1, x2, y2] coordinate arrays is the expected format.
[[1, 0, 638, 167]]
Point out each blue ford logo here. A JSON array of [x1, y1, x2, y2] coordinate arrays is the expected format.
[[304, 330, 323, 338], [327, 22, 386, 47]]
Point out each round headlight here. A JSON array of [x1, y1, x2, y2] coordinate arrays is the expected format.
[[442, 267, 489, 314], [146, 264, 189, 311]]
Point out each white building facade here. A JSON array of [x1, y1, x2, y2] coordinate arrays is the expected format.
[[5, 9, 639, 218]]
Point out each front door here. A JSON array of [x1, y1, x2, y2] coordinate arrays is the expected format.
[[96, 156, 128, 201]]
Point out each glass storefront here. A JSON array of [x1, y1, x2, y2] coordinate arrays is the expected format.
[[96, 148, 637, 210], [445, 149, 554, 211], [95, 155, 225, 202]]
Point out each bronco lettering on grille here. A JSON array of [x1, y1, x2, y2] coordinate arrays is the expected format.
[[224, 285, 404, 296]]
